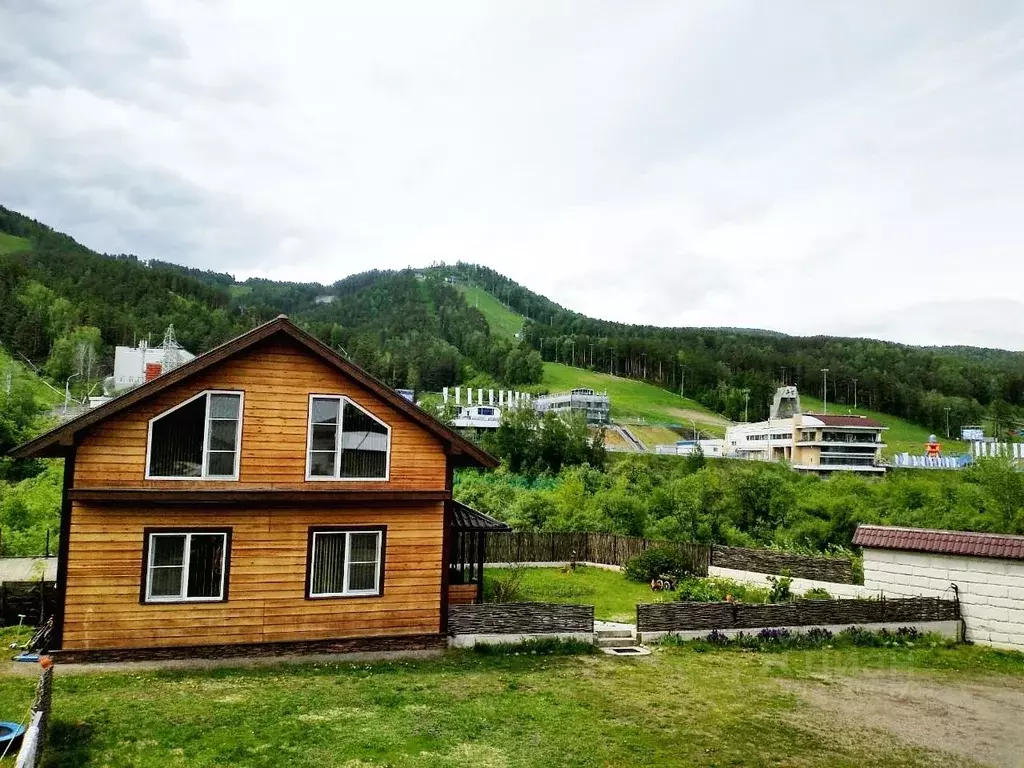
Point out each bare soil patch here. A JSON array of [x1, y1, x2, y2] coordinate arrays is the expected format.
[[784, 671, 1024, 768]]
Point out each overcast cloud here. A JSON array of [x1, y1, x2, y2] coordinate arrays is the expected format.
[[2, 1, 1024, 349]]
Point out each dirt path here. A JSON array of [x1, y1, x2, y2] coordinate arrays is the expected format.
[[784, 671, 1024, 768]]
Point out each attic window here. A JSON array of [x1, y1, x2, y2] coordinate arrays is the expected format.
[[146, 391, 243, 480], [306, 396, 390, 480]]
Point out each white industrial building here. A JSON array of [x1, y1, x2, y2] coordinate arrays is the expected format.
[[725, 386, 887, 474], [531, 388, 610, 425]]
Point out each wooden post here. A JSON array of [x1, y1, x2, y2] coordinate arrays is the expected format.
[[476, 532, 485, 604]]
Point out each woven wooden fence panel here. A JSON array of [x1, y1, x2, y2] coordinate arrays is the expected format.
[[485, 532, 710, 576], [448, 602, 594, 635], [0, 581, 57, 626], [636, 597, 958, 633], [711, 545, 853, 583]]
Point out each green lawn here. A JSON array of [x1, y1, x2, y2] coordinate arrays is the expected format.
[[1, 644, 1020, 767], [800, 395, 968, 459], [458, 284, 524, 339], [0, 232, 31, 254], [536, 363, 731, 435], [486, 565, 675, 622]]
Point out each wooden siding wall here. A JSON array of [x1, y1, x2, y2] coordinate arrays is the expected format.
[[73, 338, 448, 491], [63, 503, 443, 650]]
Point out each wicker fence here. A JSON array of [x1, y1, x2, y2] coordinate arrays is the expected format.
[[448, 602, 594, 636], [484, 532, 858, 582], [711, 545, 853, 583], [485, 532, 710, 576], [0, 581, 57, 627], [636, 597, 958, 633]]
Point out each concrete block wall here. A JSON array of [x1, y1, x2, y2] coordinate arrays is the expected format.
[[863, 549, 1024, 652], [708, 566, 875, 599]]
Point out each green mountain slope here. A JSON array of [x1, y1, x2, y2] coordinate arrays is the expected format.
[[536, 362, 730, 435], [2, 204, 1022, 447], [0, 232, 31, 254], [456, 283, 524, 339]]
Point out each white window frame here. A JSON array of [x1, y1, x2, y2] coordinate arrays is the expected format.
[[145, 390, 245, 481], [308, 529, 384, 598], [144, 531, 228, 603], [304, 394, 392, 482]]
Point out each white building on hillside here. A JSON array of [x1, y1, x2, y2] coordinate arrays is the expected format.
[[725, 387, 887, 475]]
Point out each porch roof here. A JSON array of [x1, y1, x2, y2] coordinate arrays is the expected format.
[[452, 502, 511, 533]]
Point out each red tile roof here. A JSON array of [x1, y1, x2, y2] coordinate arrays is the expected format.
[[853, 524, 1024, 560], [807, 414, 883, 428]]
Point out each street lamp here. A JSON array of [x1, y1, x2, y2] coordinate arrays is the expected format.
[[64, 372, 82, 416]]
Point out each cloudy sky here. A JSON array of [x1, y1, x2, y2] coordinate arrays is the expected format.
[[3, 1, 1024, 349]]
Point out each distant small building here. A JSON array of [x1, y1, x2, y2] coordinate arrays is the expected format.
[[113, 335, 195, 391], [531, 388, 610, 425], [452, 405, 503, 430], [656, 439, 725, 458]]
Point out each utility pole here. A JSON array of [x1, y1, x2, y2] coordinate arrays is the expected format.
[[945, 406, 951, 439], [853, 378, 858, 409], [680, 368, 685, 397], [743, 389, 750, 422], [780, 366, 787, 385], [570, 340, 575, 367], [821, 368, 829, 414], [589, 344, 594, 368]]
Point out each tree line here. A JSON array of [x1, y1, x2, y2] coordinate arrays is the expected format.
[[432, 263, 1023, 436]]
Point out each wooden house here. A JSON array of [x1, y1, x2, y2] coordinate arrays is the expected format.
[[11, 316, 506, 662]]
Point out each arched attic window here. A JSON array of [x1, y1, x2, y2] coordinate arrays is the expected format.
[[146, 391, 244, 480]]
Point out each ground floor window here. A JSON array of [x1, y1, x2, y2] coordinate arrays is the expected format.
[[142, 529, 230, 603], [307, 527, 385, 598]]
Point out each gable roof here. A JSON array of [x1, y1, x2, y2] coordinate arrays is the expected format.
[[853, 524, 1024, 561], [10, 315, 497, 469]]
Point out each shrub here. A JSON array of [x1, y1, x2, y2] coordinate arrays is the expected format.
[[623, 546, 694, 583], [802, 587, 832, 600], [766, 573, 793, 603], [675, 577, 769, 604], [661, 626, 950, 653], [486, 564, 526, 603]]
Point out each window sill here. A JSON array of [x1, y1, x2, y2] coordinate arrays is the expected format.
[[141, 597, 228, 605], [305, 592, 383, 600]]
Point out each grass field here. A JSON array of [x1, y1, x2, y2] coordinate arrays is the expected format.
[[800, 395, 968, 459], [0, 232, 31, 254], [458, 284, 524, 339], [1, 644, 1021, 767], [538, 363, 730, 435], [485, 565, 674, 622]]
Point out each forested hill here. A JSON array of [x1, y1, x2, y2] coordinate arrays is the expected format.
[[0, 206, 542, 392], [2, 205, 1023, 438], [429, 264, 1024, 436]]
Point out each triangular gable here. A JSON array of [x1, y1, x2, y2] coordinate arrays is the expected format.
[[11, 315, 497, 469]]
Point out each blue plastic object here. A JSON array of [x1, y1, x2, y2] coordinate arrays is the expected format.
[[0, 721, 27, 754], [13, 653, 39, 663]]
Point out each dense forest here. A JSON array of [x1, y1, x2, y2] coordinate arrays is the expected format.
[[456, 453, 1024, 554], [433, 264, 1024, 437], [0, 206, 542, 395]]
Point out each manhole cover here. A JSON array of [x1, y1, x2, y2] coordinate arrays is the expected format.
[[602, 646, 651, 656]]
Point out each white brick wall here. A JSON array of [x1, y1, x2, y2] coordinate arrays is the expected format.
[[863, 549, 1024, 652]]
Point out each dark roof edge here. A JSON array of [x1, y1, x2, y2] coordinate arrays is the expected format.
[[10, 316, 498, 469], [452, 501, 512, 532]]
